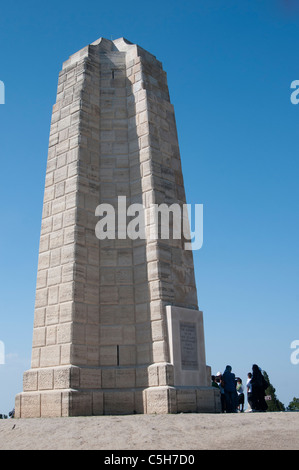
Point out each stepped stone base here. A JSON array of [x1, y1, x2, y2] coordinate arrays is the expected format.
[[15, 364, 221, 417], [15, 386, 220, 418]]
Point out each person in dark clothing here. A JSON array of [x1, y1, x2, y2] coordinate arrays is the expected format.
[[211, 375, 220, 389], [222, 365, 237, 413], [236, 378, 245, 412], [250, 364, 268, 412], [216, 372, 226, 413], [247, 372, 254, 411]]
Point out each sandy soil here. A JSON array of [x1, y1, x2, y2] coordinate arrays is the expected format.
[[0, 412, 298, 450]]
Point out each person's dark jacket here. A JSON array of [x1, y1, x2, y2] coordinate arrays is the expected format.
[[222, 366, 236, 392]]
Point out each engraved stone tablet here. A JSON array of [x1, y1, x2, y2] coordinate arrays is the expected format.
[[180, 322, 198, 370], [166, 306, 209, 387]]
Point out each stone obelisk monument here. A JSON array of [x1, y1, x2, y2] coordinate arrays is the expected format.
[[15, 38, 220, 417]]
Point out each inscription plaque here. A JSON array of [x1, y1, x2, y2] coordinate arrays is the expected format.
[[180, 322, 198, 370]]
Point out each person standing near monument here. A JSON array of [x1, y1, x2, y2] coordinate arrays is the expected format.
[[222, 365, 237, 413], [251, 364, 268, 412], [246, 372, 253, 411], [236, 378, 245, 412], [216, 372, 226, 413], [211, 375, 220, 389]]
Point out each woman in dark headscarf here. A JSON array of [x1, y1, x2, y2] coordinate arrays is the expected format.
[[250, 364, 268, 412], [222, 365, 238, 413]]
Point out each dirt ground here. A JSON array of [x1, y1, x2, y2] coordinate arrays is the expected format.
[[0, 412, 298, 450]]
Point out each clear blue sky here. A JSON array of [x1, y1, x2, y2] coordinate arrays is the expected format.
[[0, 0, 298, 414]]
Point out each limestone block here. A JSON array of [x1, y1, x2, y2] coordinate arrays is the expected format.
[[54, 367, 71, 389], [134, 283, 149, 304], [119, 286, 134, 305], [54, 164, 68, 183], [59, 282, 74, 303], [135, 303, 149, 323], [63, 208, 76, 227], [70, 365, 80, 388], [70, 391, 93, 416], [134, 390, 145, 414], [100, 287, 118, 305], [80, 368, 101, 389], [34, 308, 46, 328], [57, 322, 72, 344], [48, 286, 59, 305], [85, 323, 100, 346], [47, 266, 62, 286], [31, 348, 41, 368], [40, 345, 60, 367], [176, 389, 197, 413], [100, 326, 123, 346], [36, 270, 47, 289], [38, 368, 54, 390], [145, 386, 173, 414], [136, 367, 148, 388], [136, 342, 151, 365], [158, 363, 174, 386], [71, 344, 87, 365], [46, 325, 57, 345], [50, 248, 61, 268], [60, 302, 73, 323], [99, 346, 118, 366], [196, 388, 220, 413], [39, 235, 50, 254], [20, 393, 41, 418], [23, 370, 38, 392], [92, 392, 104, 415], [115, 368, 135, 388], [151, 319, 165, 342], [14, 394, 21, 418], [62, 263, 75, 283], [102, 369, 116, 388], [41, 392, 62, 418], [61, 245, 75, 265], [52, 213, 63, 231], [148, 364, 158, 386], [104, 391, 134, 415], [152, 339, 168, 363], [32, 327, 46, 348], [118, 345, 136, 366]]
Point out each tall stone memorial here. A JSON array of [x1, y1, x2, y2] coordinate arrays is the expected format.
[[15, 38, 220, 417]]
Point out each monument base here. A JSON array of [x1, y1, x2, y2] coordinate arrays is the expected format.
[[15, 305, 221, 417], [144, 386, 221, 414], [15, 386, 220, 418], [15, 364, 221, 417]]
